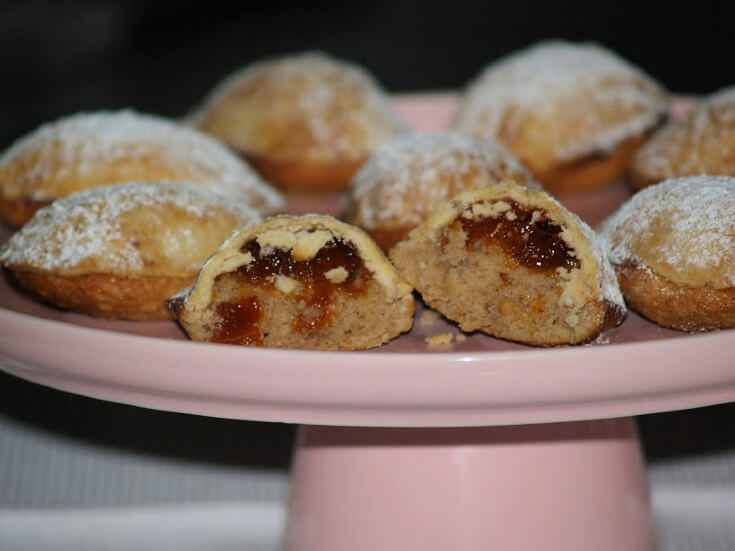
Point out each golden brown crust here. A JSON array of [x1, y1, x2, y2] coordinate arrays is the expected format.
[[369, 228, 413, 253], [628, 170, 659, 192], [600, 175, 735, 290], [0, 197, 47, 228], [342, 133, 540, 250], [244, 152, 364, 191], [0, 145, 204, 199], [452, 41, 668, 195], [601, 176, 735, 331], [629, 88, 735, 191], [533, 133, 648, 195], [616, 263, 735, 331], [0, 182, 262, 319], [0, 111, 284, 227], [193, 52, 405, 192], [0, 151, 206, 227], [9, 270, 191, 320]]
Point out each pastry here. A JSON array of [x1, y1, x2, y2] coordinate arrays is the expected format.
[[0, 110, 284, 227], [630, 87, 735, 190], [341, 131, 541, 251], [600, 175, 735, 331], [390, 183, 625, 345], [169, 214, 414, 350], [191, 51, 406, 191], [451, 40, 668, 195], [0, 181, 261, 320]]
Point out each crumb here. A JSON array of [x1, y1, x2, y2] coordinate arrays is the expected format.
[[455, 332, 467, 343], [274, 274, 299, 294], [419, 309, 440, 326], [324, 266, 348, 283], [564, 313, 580, 327], [425, 333, 454, 347], [586, 334, 610, 346]]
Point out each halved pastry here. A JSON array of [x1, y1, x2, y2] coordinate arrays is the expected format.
[[0, 181, 261, 320], [191, 51, 406, 191], [390, 183, 625, 345], [0, 110, 284, 227], [600, 175, 735, 331], [451, 40, 668, 195], [629, 87, 735, 190], [169, 215, 414, 350], [341, 132, 541, 252]]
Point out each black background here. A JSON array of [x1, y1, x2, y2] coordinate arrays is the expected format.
[[2, 0, 735, 148], [2, 0, 735, 476]]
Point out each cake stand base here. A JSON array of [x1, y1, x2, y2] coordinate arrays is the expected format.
[[285, 417, 656, 551]]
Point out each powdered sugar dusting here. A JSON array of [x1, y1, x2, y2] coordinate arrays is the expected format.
[[0, 181, 261, 273], [0, 110, 284, 212], [452, 40, 668, 160], [601, 175, 735, 287], [516, 186, 625, 310], [193, 51, 407, 161], [632, 86, 735, 181], [346, 132, 539, 228], [574, 206, 626, 311]]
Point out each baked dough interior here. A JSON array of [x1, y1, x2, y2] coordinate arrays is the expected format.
[[390, 184, 625, 345], [171, 215, 414, 350]]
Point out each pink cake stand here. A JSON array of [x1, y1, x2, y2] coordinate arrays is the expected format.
[[1, 94, 727, 551]]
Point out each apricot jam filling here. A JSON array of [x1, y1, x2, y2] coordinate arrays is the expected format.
[[211, 237, 372, 344], [456, 201, 580, 272], [212, 296, 263, 345]]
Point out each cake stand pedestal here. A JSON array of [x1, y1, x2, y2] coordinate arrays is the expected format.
[[285, 418, 654, 551]]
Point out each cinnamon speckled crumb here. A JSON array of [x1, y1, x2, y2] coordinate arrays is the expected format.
[[425, 333, 454, 347], [419, 309, 440, 326]]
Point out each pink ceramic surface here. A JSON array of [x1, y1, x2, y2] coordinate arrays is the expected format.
[[0, 93, 708, 551], [0, 94, 730, 428], [286, 420, 655, 551]]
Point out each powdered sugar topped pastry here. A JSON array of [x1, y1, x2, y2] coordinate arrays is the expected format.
[[600, 175, 735, 331], [630, 87, 735, 190], [0, 110, 284, 227], [0, 181, 261, 320], [192, 51, 407, 191], [342, 131, 541, 251], [452, 40, 668, 195], [390, 183, 625, 346], [170, 214, 414, 350]]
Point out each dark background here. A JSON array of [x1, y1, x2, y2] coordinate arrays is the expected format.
[[2, 0, 735, 472], [2, 0, 735, 150]]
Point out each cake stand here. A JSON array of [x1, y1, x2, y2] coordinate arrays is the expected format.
[[1, 94, 731, 551]]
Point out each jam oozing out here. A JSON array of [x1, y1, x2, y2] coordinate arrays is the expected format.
[[212, 296, 263, 345], [213, 237, 372, 338], [457, 201, 580, 271]]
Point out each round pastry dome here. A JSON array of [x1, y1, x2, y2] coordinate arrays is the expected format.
[[630, 86, 735, 189], [192, 51, 407, 191], [342, 131, 540, 251], [0, 110, 284, 227], [0, 181, 262, 320], [600, 175, 735, 331], [452, 40, 668, 195]]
